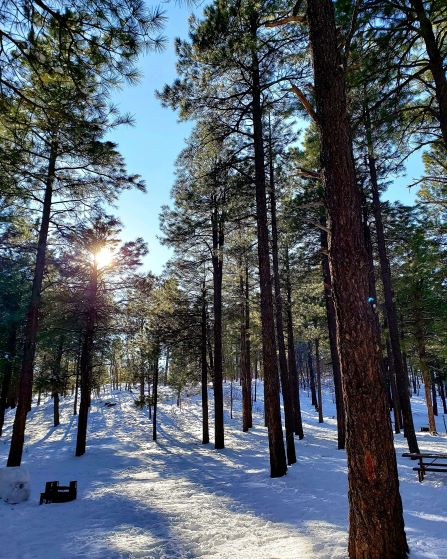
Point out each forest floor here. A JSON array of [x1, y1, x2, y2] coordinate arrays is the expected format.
[[1, 382, 446, 559]]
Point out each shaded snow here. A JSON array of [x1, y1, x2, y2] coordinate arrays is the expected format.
[[0, 382, 446, 558]]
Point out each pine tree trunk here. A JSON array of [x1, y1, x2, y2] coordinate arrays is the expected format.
[[268, 125, 296, 464], [0, 328, 16, 437], [75, 263, 98, 457], [73, 336, 81, 416], [53, 391, 60, 427], [321, 226, 345, 448], [212, 205, 225, 449], [315, 339, 323, 423], [250, 38, 286, 478], [438, 377, 447, 414], [52, 336, 64, 428], [431, 372, 438, 417], [307, 342, 318, 409], [240, 263, 252, 432], [285, 246, 304, 439], [153, 348, 159, 442], [410, 0, 447, 147], [414, 288, 437, 434], [201, 288, 210, 444], [7, 142, 57, 467], [386, 338, 402, 434], [306, 1, 408, 555], [366, 118, 419, 453]]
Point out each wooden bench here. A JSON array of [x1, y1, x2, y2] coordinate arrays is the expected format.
[[40, 481, 77, 504], [402, 453, 447, 482]]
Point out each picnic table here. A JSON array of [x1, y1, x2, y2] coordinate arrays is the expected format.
[[402, 453, 447, 482], [40, 481, 77, 504]]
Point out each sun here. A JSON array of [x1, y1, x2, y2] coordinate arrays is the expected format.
[[94, 246, 114, 269]]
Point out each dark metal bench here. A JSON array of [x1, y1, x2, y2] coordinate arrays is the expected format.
[[40, 481, 77, 504], [402, 453, 447, 482]]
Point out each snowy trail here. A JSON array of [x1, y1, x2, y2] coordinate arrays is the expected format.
[[1, 385, 446, 559]]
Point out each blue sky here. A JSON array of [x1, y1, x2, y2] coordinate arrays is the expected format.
[[109, 3, 424, 276]]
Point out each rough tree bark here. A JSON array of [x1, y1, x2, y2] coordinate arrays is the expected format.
[[306, 0, 408, 555], [7, 141, 58, 467]]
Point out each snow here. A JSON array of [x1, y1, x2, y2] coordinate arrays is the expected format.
[[0, 383, 446, 559]]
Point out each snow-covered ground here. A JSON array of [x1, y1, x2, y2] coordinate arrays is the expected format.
[[1, 382, 446, 559]]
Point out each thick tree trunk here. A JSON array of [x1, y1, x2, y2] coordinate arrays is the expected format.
[[240, 263, 252, 432], [201, 289, 210, 444], [75, 264, 98, 457], [321, 226, 345, 448], [306, 1, 408, 556], [212, 205, 225, 449], [251, 39, 286, 478], [284, 246, 304, 439], [268, 128, 296, 465], [315, 339, 323, 423], [7, 142, 57, 467], [0, 328, 17, 437], [366, 118, 419, 453], [410, 0, 447, 147]]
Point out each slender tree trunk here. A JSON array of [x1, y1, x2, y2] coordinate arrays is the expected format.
[[321, 226, 345, 448], [365, 113, 419, 453], [240, 262, 252, 432], [52, 336, 64, 428], [212, 204, 225, 449], [284, 246, 304, 439], [75, 263, 98, 457], [7, 142, 57, 467], [410, 0, 447, 148], [306, 1, 408, 555], [250, 36, 286, 477], [0, 328, 17, 437], [431, 372, 438, 417], [315, 339, 323, 423], [307, 342, 318, 409], [153, 347, 159, 442], [164, 348, 169, 386], [386, 338, 401, 434], [414, 288, 437, 434], [73, 336, 81, 416], [439, 377, 447, 414], [201, 288, 209, 444], [268, 123, 296, 465]]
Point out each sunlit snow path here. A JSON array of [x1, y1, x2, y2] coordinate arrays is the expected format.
[[1, 384, 446, 558]]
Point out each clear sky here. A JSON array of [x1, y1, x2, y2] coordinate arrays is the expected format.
[[109, 3, 425, 276]]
